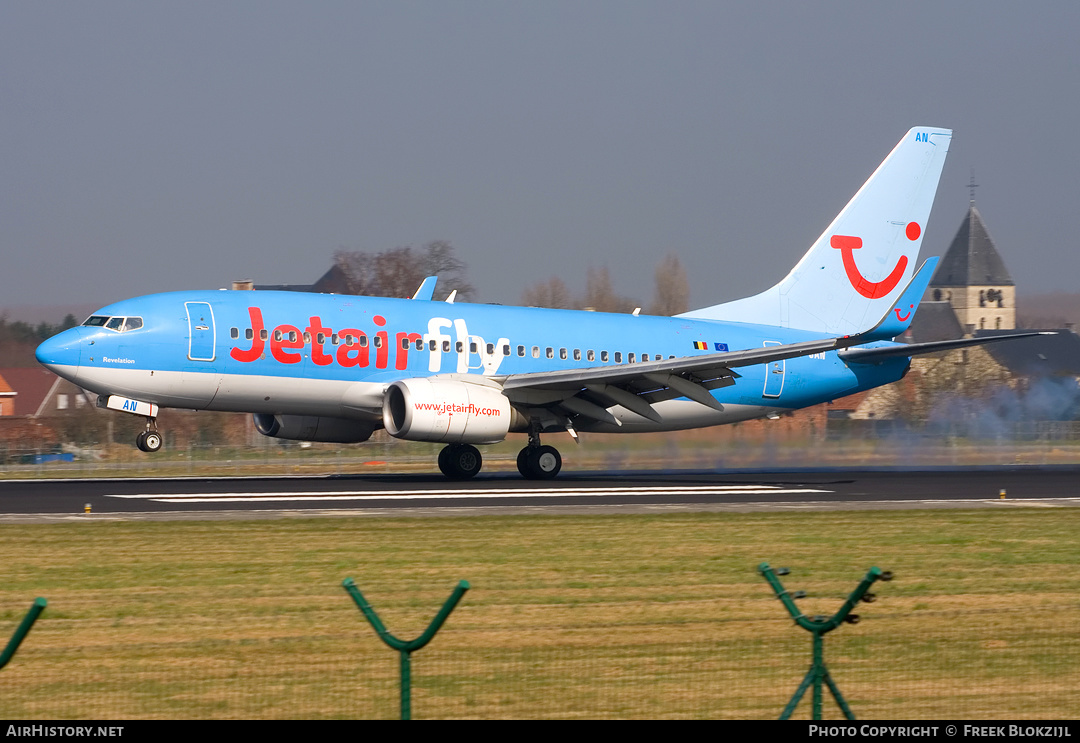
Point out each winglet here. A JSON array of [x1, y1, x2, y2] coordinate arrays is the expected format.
[[412, 276, 438, 301], [851, 256, 939, 343]]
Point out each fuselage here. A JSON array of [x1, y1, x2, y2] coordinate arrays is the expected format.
[[36, 289, 909, 433]]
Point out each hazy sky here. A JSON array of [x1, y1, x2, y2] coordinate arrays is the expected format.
[[3, 1, 1078, 319]]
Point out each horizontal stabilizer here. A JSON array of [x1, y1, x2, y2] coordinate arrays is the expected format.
[[839, 332, 1050, 364]]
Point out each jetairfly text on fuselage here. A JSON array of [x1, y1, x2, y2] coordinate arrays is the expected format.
[[229, 307, 510, 375]]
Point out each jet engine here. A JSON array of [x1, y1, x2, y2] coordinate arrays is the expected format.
[[382, 378, 515, 443], [253, 414, 375, 443]]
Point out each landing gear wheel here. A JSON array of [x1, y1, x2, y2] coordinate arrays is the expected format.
[[518, 445, 562, 480], [136, 428, 163, 453], [142, 431, 163, 453], [438, 444, 483, 480]]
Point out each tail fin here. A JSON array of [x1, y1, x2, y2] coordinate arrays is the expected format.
[[679, 126, 952, 335]]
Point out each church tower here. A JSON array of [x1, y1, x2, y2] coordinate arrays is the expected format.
[[928, 203, 1016, 334]]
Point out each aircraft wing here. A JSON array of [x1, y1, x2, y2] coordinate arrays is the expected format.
[[495, 335, 861, 425], [495, 262, 945, 426]]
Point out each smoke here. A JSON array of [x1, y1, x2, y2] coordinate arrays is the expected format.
[[926, 376, 1080, 439]]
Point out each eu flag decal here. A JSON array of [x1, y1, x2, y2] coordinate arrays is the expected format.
[[714, 343, 728, 352]]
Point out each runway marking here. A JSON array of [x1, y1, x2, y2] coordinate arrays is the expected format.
[[105, 484, 833, 503]]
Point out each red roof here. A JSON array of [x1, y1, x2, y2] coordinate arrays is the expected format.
[[0, 368, 60, 416]]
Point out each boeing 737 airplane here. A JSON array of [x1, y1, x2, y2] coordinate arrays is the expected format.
[[35, 127, 1037, 479]]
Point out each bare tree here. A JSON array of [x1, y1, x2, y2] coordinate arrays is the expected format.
[[522, 276, 575, 309], [330, 241, 474, 300], [583, 266, 638, 313], [420, 240, 475, 301], [372, 247, 424, 299], [648, 253, 690, 316], [332, 250, 373, 295]]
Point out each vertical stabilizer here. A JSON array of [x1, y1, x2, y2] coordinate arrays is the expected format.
[[679, 127, 952, 335]]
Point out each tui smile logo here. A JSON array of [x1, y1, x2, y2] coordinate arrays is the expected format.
[[830, 222, 922, 299]]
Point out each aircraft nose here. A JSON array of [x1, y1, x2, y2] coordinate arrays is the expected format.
[[35, 328, 84, 380]]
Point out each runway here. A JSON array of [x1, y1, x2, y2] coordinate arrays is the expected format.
[[3, 466, 1080, 522]]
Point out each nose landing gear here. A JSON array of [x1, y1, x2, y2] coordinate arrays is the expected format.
[[135, 420, 163, 453]]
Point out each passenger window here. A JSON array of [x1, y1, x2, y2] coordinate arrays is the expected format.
[[470, 342, 477, 353], [246, 329, 254, 340], [614, 352, 622, 363], [345, 334, 355, 346], [573, 349, 581, 361], [401, 338, 409, 349], [373, 336, 381, 348], [443, 340, 451, 352], [628, 353, 636, 363], [331, 333, 339, 345], [517, 345, 526, 357], [260, 329, 268, 341], [230, 327, 239, 339], [317, 333, 325, 344], [546, 347, 554, 359], [532, 346, 540, 358], [641, 353, 649, 362], [487, 343, 495, 355], [429, 340, 437, 351], [587, 350, 595, 362], [559, 348, 567, 360], [456, 341, 463, 353], [273, 330, 282, 342], [601, 351, 609, 362], [415, 339, 424, 351], [502, 344, 511, 356], [303, 332, 310, 343], [289, 331, 297, 342]]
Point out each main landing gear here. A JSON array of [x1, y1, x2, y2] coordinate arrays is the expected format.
[[438, 443, 483, 479], [135, 419, 163, 453], [436, 433, 564, 481], [516, 429, 562, 480]]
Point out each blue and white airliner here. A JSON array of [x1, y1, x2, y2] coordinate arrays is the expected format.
[[35, 127, 1035, 479]]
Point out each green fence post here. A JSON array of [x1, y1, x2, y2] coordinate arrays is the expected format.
[[759, 562, 891, 720], [0, 598, 47, 671], [343, 578, 469, 720]]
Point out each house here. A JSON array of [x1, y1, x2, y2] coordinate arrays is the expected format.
[[0, 368, 96, 418]]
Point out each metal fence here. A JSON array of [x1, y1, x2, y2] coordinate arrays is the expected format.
[[6, 421, 1080, 479], [1, 606, 1075, 719]]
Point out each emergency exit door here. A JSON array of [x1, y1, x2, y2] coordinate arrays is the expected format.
[[185, 302, 216, 362], [762, 341, 785, 398]]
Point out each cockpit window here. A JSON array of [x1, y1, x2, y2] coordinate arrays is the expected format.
[[83, 315, 144, 332]]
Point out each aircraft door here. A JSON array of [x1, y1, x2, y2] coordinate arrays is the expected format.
[[762, 341, 785, 398], [185, 302, 216, 362]]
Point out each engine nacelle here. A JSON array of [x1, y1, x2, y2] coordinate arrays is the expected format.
[[253, 414, 375, 443], [382, 378, 513, 443]]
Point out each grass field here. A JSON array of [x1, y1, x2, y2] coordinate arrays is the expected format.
[[1, 509, 1078, 719]]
